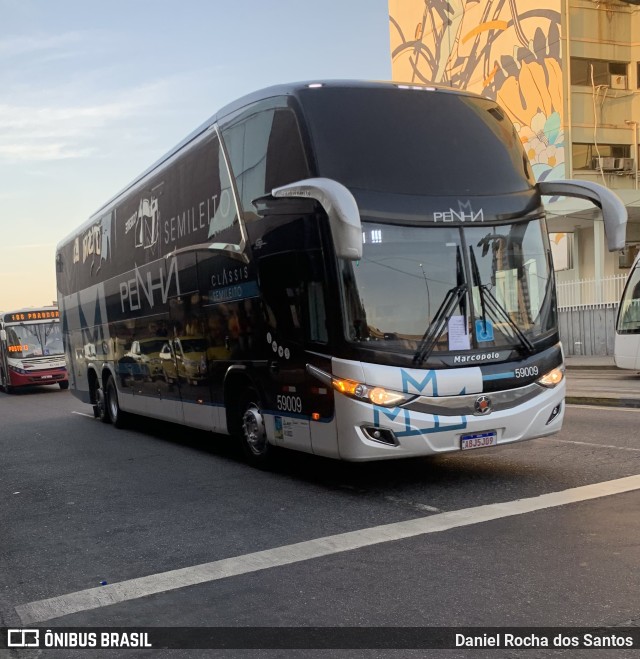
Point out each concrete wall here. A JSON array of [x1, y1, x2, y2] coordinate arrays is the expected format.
[[559, 304, 619, 356]]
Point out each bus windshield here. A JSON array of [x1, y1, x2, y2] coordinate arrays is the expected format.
[[5, 322, 64, 358], [340, 219, 556, 356], [616, 263, 640, 334]]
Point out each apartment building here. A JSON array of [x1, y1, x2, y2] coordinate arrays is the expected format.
[[389, 0, 640, 352]]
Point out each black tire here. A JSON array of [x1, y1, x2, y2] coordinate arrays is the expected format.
[[59, 380, 69, 390], [95, 382, 109, 422], [105, 376, 129, 428], [237, 388, 274, 467], [0, 369, 12, 393]]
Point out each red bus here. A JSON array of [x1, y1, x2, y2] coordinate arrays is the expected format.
[[0, 306, 68, 392]]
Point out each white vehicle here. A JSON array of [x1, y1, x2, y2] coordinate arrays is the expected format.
[[615, 251, 640, 370], [0, 306, 68, 392], [123, 338, 167, 381]]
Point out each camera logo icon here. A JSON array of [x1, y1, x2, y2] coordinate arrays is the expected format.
[[7, 629, 40, 648]]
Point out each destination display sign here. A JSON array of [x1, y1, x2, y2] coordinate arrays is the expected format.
[[6, 310, 59, 323]]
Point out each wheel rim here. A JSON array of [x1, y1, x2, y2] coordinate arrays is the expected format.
[[242, 405, 267, 456], [108, 384, 118, 420]]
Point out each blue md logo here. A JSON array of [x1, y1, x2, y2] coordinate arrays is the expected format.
[[373, 369, 468, 437]]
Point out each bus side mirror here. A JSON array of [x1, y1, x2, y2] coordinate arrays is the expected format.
[[272, 177, 363, 260], [537, 179, 627, 252], [0, 329, 6, 342]]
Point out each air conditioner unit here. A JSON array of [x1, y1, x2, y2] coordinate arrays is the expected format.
[[592, 157, 616, 171], [615, 157, 635, 171], [610, 75, 627, 90]]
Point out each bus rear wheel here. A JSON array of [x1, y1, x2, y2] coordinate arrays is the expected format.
[[238, 389, 273, 467], [105, 376, 129, 429]]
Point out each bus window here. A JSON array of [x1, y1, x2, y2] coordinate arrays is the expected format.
[[222, 104, 310, 221]]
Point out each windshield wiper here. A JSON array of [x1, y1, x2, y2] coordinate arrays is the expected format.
[[413, 246, 468, 365], [469, 246, 534, 354], [412, 284, 467, 365]]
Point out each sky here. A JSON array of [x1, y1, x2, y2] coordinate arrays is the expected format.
[[0, 0, 391, 312]]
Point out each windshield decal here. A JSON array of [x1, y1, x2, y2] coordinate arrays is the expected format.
[[475, 319, 495, 342]]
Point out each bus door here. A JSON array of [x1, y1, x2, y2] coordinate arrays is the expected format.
[[258, 247, 332, 454]]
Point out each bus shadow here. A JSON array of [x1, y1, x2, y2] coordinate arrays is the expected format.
[[117, 412, 541, 493]]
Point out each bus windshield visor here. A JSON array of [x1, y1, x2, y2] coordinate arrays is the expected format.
[[5, 322, 64, 358], [340, 219, 556, 356], [299, 87, 533, 196]]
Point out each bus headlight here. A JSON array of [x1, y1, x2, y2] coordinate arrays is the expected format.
[[537, 366, 565, 388], [332, 377, 413, 407], [307, 364, 414, 407]]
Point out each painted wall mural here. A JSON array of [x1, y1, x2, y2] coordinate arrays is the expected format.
[[389, 0, 565, 182]]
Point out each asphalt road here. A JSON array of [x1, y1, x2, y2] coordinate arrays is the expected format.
[[1, 385, 639, 658]]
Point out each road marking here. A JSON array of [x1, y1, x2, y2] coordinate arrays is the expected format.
[[552, 438, 640, 453], [16, 474, 640, 625], [72, 411, 94, 418], [383, 495, 440, 512]]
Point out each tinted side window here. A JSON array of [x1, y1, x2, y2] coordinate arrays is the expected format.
[[222, 107, 309, 221], [265, 109, 310, 192]]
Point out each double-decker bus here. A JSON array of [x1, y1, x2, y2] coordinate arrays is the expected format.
[[615, 251, 640, 370], [0, 306, 68, 392], [56, 81, 626, 465]]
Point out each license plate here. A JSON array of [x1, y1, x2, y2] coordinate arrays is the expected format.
[[461, 431, 497, 450], [41, 375, 52, 379]]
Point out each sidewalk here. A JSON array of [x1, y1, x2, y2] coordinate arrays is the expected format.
[[564, 355, 618, 370], [563, 355, 640, 408]]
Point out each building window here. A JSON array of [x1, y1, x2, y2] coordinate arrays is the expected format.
[[550, 233, 574, 272], [572, 143, 631, 170], [570, 58, 628, 88]]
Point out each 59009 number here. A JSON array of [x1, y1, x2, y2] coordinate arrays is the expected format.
[[514, 366, 539, 378], [276, 394, 302, 413]]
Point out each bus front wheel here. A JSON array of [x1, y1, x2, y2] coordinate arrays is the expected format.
[[238, 389, 273, 467]]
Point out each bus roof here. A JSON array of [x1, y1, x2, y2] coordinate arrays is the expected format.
[[57, 80, 485, 250]]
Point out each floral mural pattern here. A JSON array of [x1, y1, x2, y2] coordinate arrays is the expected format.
[[389, 0, 565, 181]]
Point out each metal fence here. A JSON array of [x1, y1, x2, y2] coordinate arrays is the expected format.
[[558, 305, 619, 356], [556, 274, 628, 310]]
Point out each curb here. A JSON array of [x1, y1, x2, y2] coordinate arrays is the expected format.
[[565, 396, 640, 409], [564, 364, 620, 371]]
